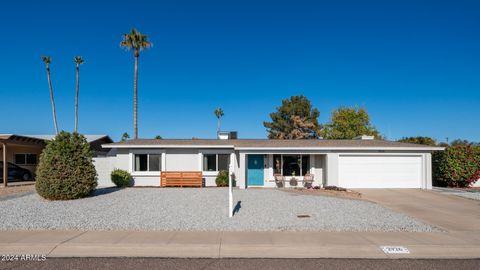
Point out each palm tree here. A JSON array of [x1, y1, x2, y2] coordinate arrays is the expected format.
[[74, 56, 84, 133], [120, 28, 152, 139], [41, 56, 59, 135], [214, 107, 224, 135], [121, 132, 130, 141]]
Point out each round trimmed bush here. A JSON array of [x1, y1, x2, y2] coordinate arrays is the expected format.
[[433, 145, 480, 187], [111, 169, 132, 187], [35, 132, 97, 200]]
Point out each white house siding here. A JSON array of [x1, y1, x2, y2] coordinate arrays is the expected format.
[[97, 146, 435, 190], [92, 156, 116, 187], [165, 149, 199, 171], [313, 154, 325, 187]]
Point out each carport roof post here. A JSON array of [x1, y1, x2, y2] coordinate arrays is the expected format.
[[1, 141, 7, 187]]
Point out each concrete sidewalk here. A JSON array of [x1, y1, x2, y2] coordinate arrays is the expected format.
[[0, 230, 479, 259]]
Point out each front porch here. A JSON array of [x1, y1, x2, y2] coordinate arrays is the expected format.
[[243, 153, 327, 188]]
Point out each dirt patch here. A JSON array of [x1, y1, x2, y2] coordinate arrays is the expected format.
[[280, 188, 362, 200], [0, 184, 35, 196]]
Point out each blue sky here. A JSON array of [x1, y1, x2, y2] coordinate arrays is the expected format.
[[1, 0, 479, 142]]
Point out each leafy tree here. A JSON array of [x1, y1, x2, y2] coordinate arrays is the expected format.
[[322, 107, 381, 139], [121, 132, 130, 141], [41, 56, 59, 134], [450, 139, 479, 146], [398, 136, 436, 146], [74, 56, 84, 133], [36, 132, 97, 200], [214, 107, 224, 134], [120, 28, 152, 139], [264, 95, 321, 139], [154, 135, 162, 139]]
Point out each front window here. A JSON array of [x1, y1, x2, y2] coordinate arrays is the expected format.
[[274, 154, 310, 176], [282, 155, 300, 176], [134, 154, 161, 172], [217, 154, 230, 171], [203, 154, 230, 171], [15, 154, 37, 165], [203, 154, 216, 171]]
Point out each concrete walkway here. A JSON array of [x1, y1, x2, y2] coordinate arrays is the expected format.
[[1, 189, 479, 259], [0, 230, 479, 258]]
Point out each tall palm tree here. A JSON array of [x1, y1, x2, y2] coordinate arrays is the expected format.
[[74, 56, 84, 133], [41, 56, 59, 135], [214, 107, 224, 135], [120, 28, 152, 139]]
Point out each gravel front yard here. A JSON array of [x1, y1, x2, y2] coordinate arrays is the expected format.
[[0, 188, 437, 232]]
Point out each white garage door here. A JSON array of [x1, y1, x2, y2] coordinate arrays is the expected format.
[[338, 155, 423, 188]]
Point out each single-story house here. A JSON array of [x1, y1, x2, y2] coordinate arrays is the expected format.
[[0, 134, 113, 183], [100, 134, 443, 189]]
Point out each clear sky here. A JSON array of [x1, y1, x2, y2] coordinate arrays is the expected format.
[[1, 0, 479, 142]]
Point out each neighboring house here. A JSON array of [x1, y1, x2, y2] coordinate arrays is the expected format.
[[100, 135, 443, 189], [0, 134, 113, 181]]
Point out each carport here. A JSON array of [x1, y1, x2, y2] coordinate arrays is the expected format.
[[0, 134, 45, 187]]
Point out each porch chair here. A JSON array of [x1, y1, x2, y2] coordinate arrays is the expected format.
[[303, 173, 314, 188], [274, 174, 284, 188]]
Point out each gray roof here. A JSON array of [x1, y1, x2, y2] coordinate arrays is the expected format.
[[103, 139, 443, 150], [0, 134, 112, 144]]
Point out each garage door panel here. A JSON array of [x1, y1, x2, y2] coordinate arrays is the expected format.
[[339, 155, 422, 188]]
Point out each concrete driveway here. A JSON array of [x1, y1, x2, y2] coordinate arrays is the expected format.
[[357, 189, 480, 232]]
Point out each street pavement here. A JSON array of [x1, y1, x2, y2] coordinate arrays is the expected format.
[[0, 258, 479, 270]]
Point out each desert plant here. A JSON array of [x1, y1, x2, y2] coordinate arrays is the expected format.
[[36, 132, 97, 200], [433, 145, 480, 187], [216, 170, 235, 187], [111, 169, 132, 187]]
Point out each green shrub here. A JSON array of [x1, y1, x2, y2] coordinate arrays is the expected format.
[[215, 170, 235, 187], [36, 132, 97, 200], [111, 169, 132, 187], [433, 146, 480, 187]]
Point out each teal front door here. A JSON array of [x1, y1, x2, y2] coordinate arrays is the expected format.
[[247, 155, 264, 186]]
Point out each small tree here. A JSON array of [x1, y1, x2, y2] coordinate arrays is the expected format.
[[322, 107, 381, 139], [264, 95, 321, 139], [36, 132, 97, 200], [154, 135, 162, 139], [398, 136, 437, 146]]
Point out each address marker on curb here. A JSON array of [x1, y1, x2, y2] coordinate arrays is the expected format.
[[381, 246, 410, 254]]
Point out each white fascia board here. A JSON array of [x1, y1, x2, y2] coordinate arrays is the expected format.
[[102, 144, 235, 149], [234, 146, 444, 151]]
